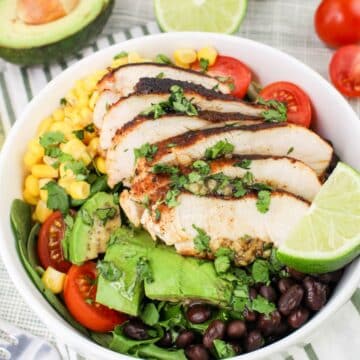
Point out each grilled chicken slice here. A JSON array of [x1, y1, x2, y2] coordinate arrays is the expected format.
[[98, 63, 231, 94], [138, 123, 334, 178], [106, 114, 262, 187], [93, 90, 121, 129], [99, 80, 265, 149], [141, 192, 309, 257]]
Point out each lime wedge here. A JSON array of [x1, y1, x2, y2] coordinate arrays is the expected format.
[[278, 162, 360, 273], [154, 0, 247, 34]]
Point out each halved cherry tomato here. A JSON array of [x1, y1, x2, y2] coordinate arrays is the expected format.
[[329, 45, 360, 97], [38, 211, 71, 273], [259, 81, 312, 128], [315, 0, 360, 47], [193, 55, 252, 98], [63, 262, 127, 332]]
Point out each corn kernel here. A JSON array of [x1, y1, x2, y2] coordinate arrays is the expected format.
[[77, 93, 89, 108], [40, 189, 48, 202], [65, 89, 77, 105], [174, 48, 197, 65], [53, 108, 65, 122], [174, 59, 190, 69], [83, 130, 96, 145], [24, 151, 41, 170], [31, 164, 58, 178], [59, 163, 75, 179], [41, 266, 66, 294], [28, 139, 45, 159], [49, 122, 74, 140], [69, 181, 90, 200], [197, 46, 218, 66], [25, 175, 39, 197], [95, 157, 106, 174], [80, 108, 93, 126], [128, 52, 144, 63], [89, 91, 100, 110], [23, 189, 38, 205], [35, 200, 53, 223], [61, 138, 86, 159], [58, 178, 73, 193], [37, 117, 54, 135], [80, 152, 92, 166], [87, 137, 100, 157], [74, 79, 86, 97]]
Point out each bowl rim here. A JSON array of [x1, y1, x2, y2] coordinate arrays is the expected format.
[[0, 31, 359, 360]]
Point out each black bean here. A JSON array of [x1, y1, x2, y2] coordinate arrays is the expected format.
[[156, 331, 172, 348], [185, 344, 210, 360], [176, 330, 196, 349], [245, 330, 265, 352], [278, 284, 304, 316], [187, 304, 212, 324], [229, 342, 243, 355], [243, 308, 257, 322], [226, 320, 247, 339], [314, 270, 343, 284], [277, 278, 295, 294], [303, 277, 328, 311], [273, 321, 289, 336], [287, 307, 310, 329], [257, 310, 281, 336], [203, 320, 226, 349], [259, 285, 278, 302], [249, 287, 258, 300], [123, 320, 149, 340], [287, 267, 305, 281]]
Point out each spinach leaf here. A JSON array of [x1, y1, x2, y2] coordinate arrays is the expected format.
[[27, 223, 41, 271], [90, 332, 112, 348]]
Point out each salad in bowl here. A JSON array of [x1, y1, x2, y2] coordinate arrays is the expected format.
[[2, 34, 360, 360]]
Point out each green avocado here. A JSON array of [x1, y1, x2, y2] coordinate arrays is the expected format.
[[96, 227, 233, 316], [0, 0, 114, 65], [69, 192, 121, 265]]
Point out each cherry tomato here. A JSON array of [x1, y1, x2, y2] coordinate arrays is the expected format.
[[315, 0, 360, 47], [37, 211, 71, 273], [329, 45, 360, 97], [193, 55, 252, 98], [63, 262, 127, 332], [259, 81, 312, 128]]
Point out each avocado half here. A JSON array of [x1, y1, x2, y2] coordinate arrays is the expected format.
[[0, 0, 114, 65]]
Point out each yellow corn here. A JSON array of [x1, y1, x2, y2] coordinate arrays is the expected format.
[[128, 52, 144, 63], [35, 200, 53, 223], [66, 89, 77, 105], [39, 189, 48, 202], [60, 138, 86, 158], [74, 79, 86, 97], [49, 122, 74, 140], [31, 164, 58, 178], [24, 151, 41, 171], [80, 108, 93, 126], [89, 91, 100, 110], [58, 178, 73, 193], [37, 117, 54, 135], [77, 93, 89, 108], [24, 175, 39, 197], [173, 48, 197, 67], [27, 139, 45, 159], [69, 181, 90, 200], [197, 46, 218, 66], [87, 137, 100, 157], [111, 57, 128, 68], [83, 129, 96, 145], [23, 189, 38, 205], [95, 157, 106, 174], [53, 108, 65, 122], [59, 163, 75, 179], [41, 266, 66, 294]]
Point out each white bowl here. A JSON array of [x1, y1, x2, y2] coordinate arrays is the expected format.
[[0, 32, 359, 360]]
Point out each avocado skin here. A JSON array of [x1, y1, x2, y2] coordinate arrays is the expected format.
[[0, 0, 114, 65], [96, 228, 233, 316]]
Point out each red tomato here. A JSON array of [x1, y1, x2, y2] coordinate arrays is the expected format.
[[38, 211, 71, 273], [315, 0, 360, 47], [193, 55, 252, 98], [259, 82, 312, 128], [329, 45, 360, 97], [63, 262, 127, 332]]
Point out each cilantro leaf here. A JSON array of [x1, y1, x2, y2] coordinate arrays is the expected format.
[[251, 295, 276, 316], [73, 130, 84, 140], [65, 160, 89, 180], [84, 123, 95, 133], [97, 260, 122, 281], [155, 54, 172, 65], [134, 143, 158, 162], [156, 72, 165, 79], [215, 247, 235, 260], [242, 171, 255, 186], [287, 146, 294, 155], [192, 225, 211, 253], [252, 259, 270, 284], [256, 190, 271, 213], [214, 256, 231, 274], [234, 159, 252, 169], [113, 51, 128, 60], [95, 207, 117, 224], [192, 160, 210, 175], [154, 208, 161, 221], [199, 58, 209, 72], [141, 102, 167, 119], [136, 257, 153, 284], [250, 183, 272, 192], [169, 85, 198, 116], [233, 179, 246, 198], [205, 140, 234, 159], [42, 181, 69, 214], [60, 98, 68, 106], [152, 164, 179, 175], [165, 189, 180, 208], [213, 340, 236, 359], [257, 96, 287, 123], [170, 174, 188, 189], [188, 171, 202, 183], [39, 131, 66, 149]]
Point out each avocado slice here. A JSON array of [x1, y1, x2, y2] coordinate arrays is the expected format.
[[96, 228, 233, 316], [69, 192, 121, 265], [0, 0, 114, 65]]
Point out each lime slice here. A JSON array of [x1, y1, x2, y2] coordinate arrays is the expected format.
[[154, 0, 247, 34], [278, 162, 360, 273]]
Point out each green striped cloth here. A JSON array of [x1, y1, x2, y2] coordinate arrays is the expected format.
[[0, 20, 359, 360]]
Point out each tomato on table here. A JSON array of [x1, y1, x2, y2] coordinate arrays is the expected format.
[[315, 0, 360, 47], [329, 45, 360, 97], [259, 81, 312, 128], [193, 55, 252, 98], [63, 262, 127, 332], [38, 211, 71, 273]]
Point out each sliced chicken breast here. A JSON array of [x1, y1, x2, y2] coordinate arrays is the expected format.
[[93, 90, 121, 128], [106, 114, 262, 187], [98, 63, 230, 94], [99, 79, 265, 149], [138, 123, 333, 178], [141, 192, 309, 255]]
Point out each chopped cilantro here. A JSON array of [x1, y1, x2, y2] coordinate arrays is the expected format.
[[155, 54, 172, 65], [252, 259, 270, 284], [169, 85, 198, 116], [165, 189, 180, 207], [136, 257, 153, 284], [199, 58, 209, 72], [60, 97, 67, 106], [39, 131, 66, 149], [228, 82, 235, 92], [235, 158, 252, 169], [212, 84, 220, 91], [97, 260, 122, 281], [95, 207, 117, 224], [65, 160, 89, 180], [233, 179, 246, 198], [213, 340, 236, 359], [188, 171, 202, 183], [192, 160, 210, 175], [134, 143, 158, 161], [192, 225, 211, 253], [73, 129, 84, 140], [113, 51, 128, 60], [205, 139, 234, 159], [242, 171, 255, 186], [84, 123, 95, 133], [215, 247, 235, 260], [251, 182, 272, 191], [257, 96, 287, 123], [152, 163, 179, 175], [215, 256, 231, 274], [251, 295, 276, 316], [154, 208, 161, 221], [256, 190, 271, 213], [141, 102, 166, 119], [287, 146, 294, 155], [156, 72, 165, 79], [216, 76, 232, 83], [170, 174, 188, 189], [42, 181, 69, 214]]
